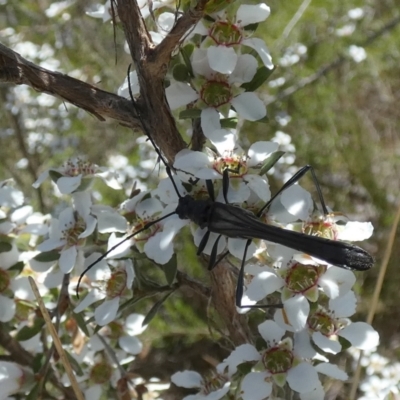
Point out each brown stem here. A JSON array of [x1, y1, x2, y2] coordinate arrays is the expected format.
[[0, 42, 141, 129]]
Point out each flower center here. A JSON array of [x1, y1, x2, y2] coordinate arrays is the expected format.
[[89, 362, 113, 384], [308, 310, 341, 336], [131, 219, 160, 242], [106, 268, 128, 298], [262, 346, 294, 374], [201, 373, 228, 394], [303, 214, 338, 240], [62, 216, 86, 247], [15, 300, 35, 321], [64, 159, 96, 177], [200, 80, 233, 108], [209, 21, 242, 46], [214, 157, 247, 178], [285, 263, 320, 293]]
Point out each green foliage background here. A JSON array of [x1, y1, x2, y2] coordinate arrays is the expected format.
[[0, 0, 399, 395]]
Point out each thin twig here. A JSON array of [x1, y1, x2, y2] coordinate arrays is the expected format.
[[276, 0, 312, 48], [349, 201, 400, 399], [28, 277, 84, 400]]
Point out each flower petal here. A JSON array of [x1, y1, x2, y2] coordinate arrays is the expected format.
[[280, 185, 313, 220], [207, 128, 237, 153], [247, 141, 279, 167], [231, 92, 266, 121], [125, 313, 147, 335], [201, 108, 221, 137], [293, 330, 318, 359], [32, 170, 50, 188], [74, 288, 104, 313], [241, 372, 272, 400], [95, 297, 119, 326], [237, 4, 271, 26], [287, 362, 319, 393], [339, 322, 379, 350], [258, 320, 285, 344], [171, 370, 202, 388], [0, 295, 15, 322], [319, 267, 356, 299], [119, 336, 143, 355], [284, 295, 310, 331], [242, 37, 273, 69], [315, 362, 348, 380], [244, 174, 270, 202], [230, 54, 258, 84], [118, 71, 139, 98], [57, 175, 82, 194], [338, 221, 374, 241], [165, 82, 198, 110], [328, 290, 357, 317], [220, 344, 260, 375], [312, 331, 341, 354], [59, 246, 77, 274], [207, 46, 238, 74]]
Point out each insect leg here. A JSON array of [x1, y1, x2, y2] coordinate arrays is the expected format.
[[76, 210, 176, 297]]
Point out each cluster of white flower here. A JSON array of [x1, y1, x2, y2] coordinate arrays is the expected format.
[[0, 1, 379, 399]]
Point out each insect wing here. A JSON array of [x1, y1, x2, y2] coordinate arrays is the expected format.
[[208, 202, 373, 271]]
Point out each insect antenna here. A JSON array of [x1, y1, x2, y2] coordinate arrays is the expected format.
[[76, 65, 183, 297], [126, 64, 183, 200]]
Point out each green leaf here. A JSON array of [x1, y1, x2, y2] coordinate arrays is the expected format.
[[243, 22, 258, 31], [142, 291, 174, 326], [16, 318, 45, 341], [65, 349, 84, 376], [241, 66, 275, 92], [179, 108, 202, 119], [33, 250, 60, 263], [72, 312, 90, 337], [75, 177, 93, 192], [32, 353, 44, 373], [48, 169, 63, 183], [172, 64, 191, 82], [8, 261, 25, 273], [220, 117, 238, 129], [338, 335, 352, 351], [0, 242, 12, 253], [180, 44, 194, 77], [163, 255, 177, 286], [26, 382, 41, 400], [259, 151, 285, 175]]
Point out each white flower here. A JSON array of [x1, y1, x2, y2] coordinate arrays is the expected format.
[[37, 207, 91, 273], [166, 50, 266, 124], [221, 321, 326, 399], [173, 140, 274, 204], [273, 291, 379, 357], [171, 366, 231, 400], [195, 4, 273, 73], [74, 259, 134, 326], [33, 158, 121, 194], [0, 181, 24, 209], [348, 45, 367, 63], [118, 313, 148, 355], [0, 361, 30, 398]]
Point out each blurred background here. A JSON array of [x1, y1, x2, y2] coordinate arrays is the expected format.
[[0, 0, 399, 398]]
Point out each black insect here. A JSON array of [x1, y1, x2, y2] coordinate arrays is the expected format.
[[76, 70, 374, 308]]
